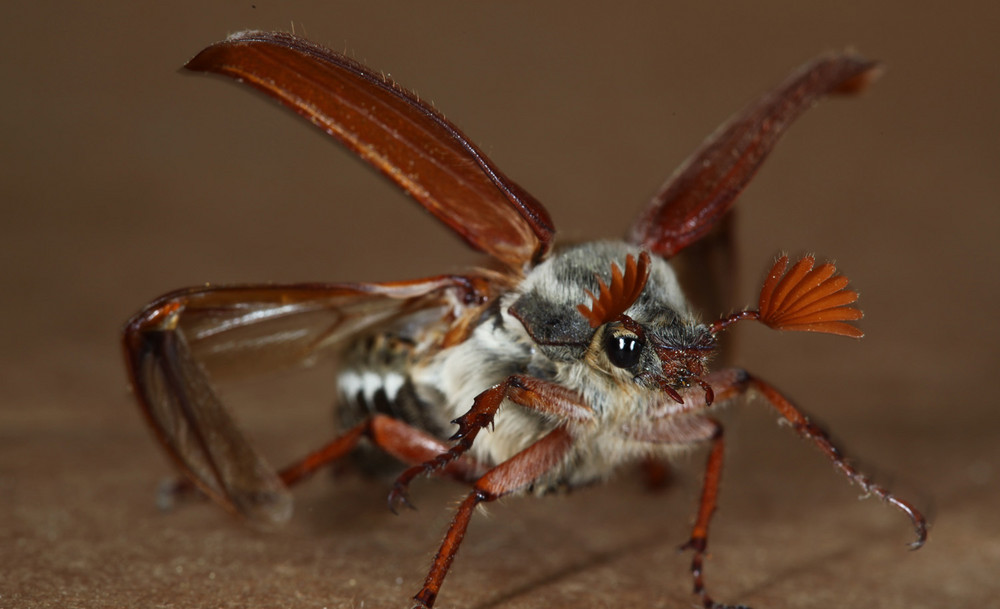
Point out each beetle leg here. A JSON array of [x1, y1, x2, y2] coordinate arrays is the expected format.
[[746, 374, 927, 548], [681, 420, 747, 609], [639, 457, 673, 490], [158, 414, 486, 513], [412, 426, 574, 609], [697, 369, 926, 608], [389, 375, 592, 511], [656, 367, 925, 550], [622, 405, 732, 606], [278, 414, 484, 491], [633, 367, 926, 607]]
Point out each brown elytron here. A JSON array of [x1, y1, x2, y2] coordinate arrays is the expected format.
[[123, 31, 925, 609]]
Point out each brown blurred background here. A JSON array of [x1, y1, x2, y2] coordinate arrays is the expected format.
[[2, 2, 997, 608]]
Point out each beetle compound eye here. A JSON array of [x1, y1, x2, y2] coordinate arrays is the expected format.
[[604, 332, 644, 368]]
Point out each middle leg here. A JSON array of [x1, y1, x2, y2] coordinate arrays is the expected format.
[[278, 414, 484, 491]]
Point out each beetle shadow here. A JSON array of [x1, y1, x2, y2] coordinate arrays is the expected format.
[[469, 525, 906, 609], [289, 472, 408, 532], [468, 531, 673, 609], [733, 542, 867, 603]]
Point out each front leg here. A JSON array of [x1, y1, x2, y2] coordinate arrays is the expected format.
[[747, 374, 927, 546], [682, 422, 746, 609], [631, 368, 926, 609], [412, 426, 575, 609], [389, 375, 592, 510]]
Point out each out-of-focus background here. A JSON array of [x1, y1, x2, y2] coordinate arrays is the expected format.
[[2, 3, 997, 608]]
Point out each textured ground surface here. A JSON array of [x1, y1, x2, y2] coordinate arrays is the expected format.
[[3, 3, 997, 608]]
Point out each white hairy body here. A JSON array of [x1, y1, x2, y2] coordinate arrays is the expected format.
[[399, 241, 711, 492]]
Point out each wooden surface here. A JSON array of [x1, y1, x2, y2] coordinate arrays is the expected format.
[[2, 3, 997, 608]]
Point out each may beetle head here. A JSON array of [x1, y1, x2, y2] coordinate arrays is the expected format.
[[510, 242, 716, 403]]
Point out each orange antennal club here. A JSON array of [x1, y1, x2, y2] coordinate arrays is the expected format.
[[758, 255, 863, 337], [577, 252, 651, 328], [710, 255, 863, 338]]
